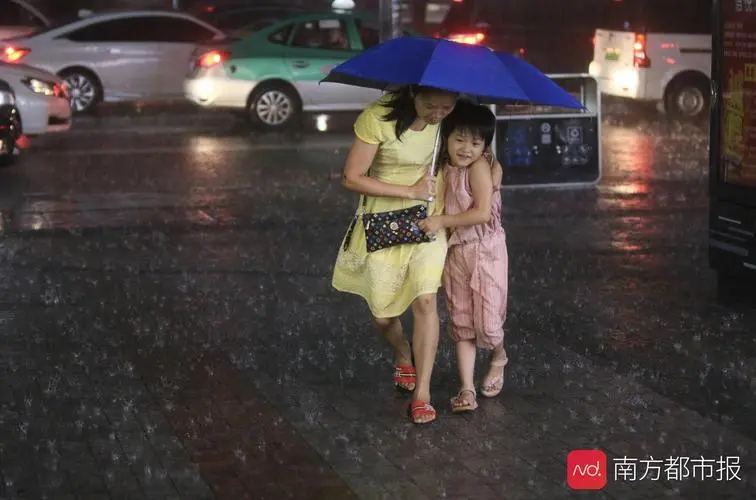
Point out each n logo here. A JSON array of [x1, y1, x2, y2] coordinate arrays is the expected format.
[[567, 450, 607, 490]]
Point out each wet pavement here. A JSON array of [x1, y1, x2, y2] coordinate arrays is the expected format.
[[0, 105, 755, 499]]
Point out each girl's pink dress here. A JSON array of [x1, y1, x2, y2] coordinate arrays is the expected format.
[[442, 160, 508, 349]]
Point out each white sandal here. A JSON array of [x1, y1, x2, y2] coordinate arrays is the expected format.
[[451, 389, 478, 413], [480, 355, 509, 398]]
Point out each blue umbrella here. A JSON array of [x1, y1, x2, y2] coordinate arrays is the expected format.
[[491, 51, 585, 110], [321, 36, 584, 109]]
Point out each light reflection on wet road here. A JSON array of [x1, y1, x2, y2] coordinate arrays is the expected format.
[[1, 111, 754, 445]]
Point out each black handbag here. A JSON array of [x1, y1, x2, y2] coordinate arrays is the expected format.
[[342, 130, 442, 253], [342, 194, 432, 253]]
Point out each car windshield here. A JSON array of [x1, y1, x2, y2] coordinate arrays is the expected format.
[[227, 18, 283, 38]]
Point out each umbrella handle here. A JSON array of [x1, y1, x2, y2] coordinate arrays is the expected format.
[[426, 127, 442, 242], [429, 127, 441, 177]]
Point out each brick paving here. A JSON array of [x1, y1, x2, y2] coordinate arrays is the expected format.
[[249, 333, 756, 499], [1, 119, 755, 498], [134, 345, 357, 499], [1, 221, 755, 499]]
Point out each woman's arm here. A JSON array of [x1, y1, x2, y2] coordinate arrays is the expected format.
[[419, 159, 492, 234], [341, 138, 434, 200]]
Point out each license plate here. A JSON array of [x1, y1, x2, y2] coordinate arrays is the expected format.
[[605, 48, 620, 61]]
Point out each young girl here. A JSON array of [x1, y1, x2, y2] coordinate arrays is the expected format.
[[417, 100, 509, 413]]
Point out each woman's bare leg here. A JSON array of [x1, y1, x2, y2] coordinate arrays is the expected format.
[[410, 293, 440, 412], [373, 317, 412, 367]]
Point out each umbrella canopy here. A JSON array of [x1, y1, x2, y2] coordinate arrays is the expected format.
[[492, 51, 584, 110], [321, 36, 583, 109]]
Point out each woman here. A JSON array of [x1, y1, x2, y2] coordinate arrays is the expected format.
[[333, 85, 457, 425]]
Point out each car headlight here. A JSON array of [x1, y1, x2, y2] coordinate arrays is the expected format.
[[22, 77, 56, 96]]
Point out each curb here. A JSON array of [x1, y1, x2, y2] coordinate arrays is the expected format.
[[71, 102, 234, 130], [69, 102, 362, 132]]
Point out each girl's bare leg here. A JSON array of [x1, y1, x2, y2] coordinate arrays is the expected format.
[[451, 339, 477, 409]]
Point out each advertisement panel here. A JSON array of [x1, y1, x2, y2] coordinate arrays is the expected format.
[[493, 74, 601, 188], [720, 0, 756, 187]]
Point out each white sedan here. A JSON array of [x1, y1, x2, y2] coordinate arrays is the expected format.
[[0, 10, 226, 113], [0, 61, 71, 135]]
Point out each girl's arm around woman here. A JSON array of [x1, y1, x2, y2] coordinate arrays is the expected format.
[[418, 157, 493, 234]]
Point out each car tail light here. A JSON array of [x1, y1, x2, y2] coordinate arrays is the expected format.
[[197, 50, 229, 68], [448, 32, 485, 45], [633, 33, 650, 68], [2, 47, 30, 63]]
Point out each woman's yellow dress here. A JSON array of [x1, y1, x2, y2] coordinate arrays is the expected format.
[[332, 97, 448, 318]]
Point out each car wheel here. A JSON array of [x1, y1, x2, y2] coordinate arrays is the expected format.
[[60, 68, 102, 114], [665, 76, 709, 122], [246, 84, 300, 130]]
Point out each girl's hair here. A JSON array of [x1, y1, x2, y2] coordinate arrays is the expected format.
[[440, 99, 496, 147], [381, 85, 449, 140]]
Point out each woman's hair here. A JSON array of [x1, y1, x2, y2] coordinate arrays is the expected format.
[[381, 85, 447, 140], [440, 99, 496, 147]]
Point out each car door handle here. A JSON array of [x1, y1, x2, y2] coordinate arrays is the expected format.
[[291, 60, 310, 69]]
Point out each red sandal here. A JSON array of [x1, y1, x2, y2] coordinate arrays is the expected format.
[[407, 401, 436, 424], [393, 365, 416, 393]]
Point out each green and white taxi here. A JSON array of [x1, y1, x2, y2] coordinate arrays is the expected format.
[[184, 12, 406, 129]]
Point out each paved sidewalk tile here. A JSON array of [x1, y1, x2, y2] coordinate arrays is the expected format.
[[132, 341, 358, 500], [0, 307, 195, 500], [2, 171, 756, 500], [246, 335, 756, 500]]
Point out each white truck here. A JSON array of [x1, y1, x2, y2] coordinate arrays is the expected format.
[[588, 0, 712, 121]]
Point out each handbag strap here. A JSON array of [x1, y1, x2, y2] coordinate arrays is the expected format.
[[344, 128, 442, 250], [359, 168, 440, 214], [359, 126, 442, 214]]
